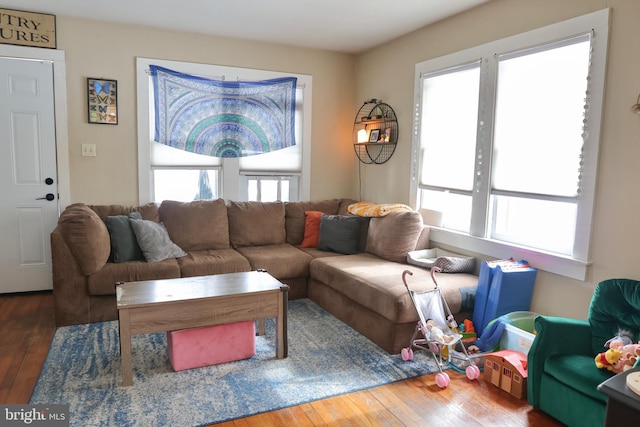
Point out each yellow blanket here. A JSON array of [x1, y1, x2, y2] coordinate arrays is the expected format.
[[347, 201, 413, 217]]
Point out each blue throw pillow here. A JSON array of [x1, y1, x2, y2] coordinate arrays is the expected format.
[[317, 214, 363, 255], [105, 212, 144, 263]]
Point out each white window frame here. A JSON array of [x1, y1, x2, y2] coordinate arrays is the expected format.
[[410, 9, 610, 280], [242, 174, 299, 202], [136, 57, 312, 203]]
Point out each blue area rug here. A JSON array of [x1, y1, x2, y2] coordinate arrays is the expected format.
[[30, 299, 439, 426]]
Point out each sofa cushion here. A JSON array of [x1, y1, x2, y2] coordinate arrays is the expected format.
[[338, 199, 359, 216], [298, 247, 345, 259], [366, 210, 423, 263], [159, 199, 230, 251], [300, 211, 323, 248], [87, 258, 181, 295], [416, 226, 430, 251], [106, 212, 144, 263], [318, 214, 363, 255], [236, 244, 313, 279], [310, 253, 478, 323], [284, 199, 341, 245], [129, 219, 187, 263], [58, 204, 110, 276], [89, 203, 159, 222], [177, 249, 251, 277], [228, 201, 286, 247]]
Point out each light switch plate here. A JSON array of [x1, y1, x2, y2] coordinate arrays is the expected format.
[[82, 144, 96, 157]]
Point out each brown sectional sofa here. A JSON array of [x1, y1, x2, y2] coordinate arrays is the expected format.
[[51, 198, 478, 354]]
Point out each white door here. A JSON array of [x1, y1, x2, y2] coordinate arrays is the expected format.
[[0, 57, 58, 293]]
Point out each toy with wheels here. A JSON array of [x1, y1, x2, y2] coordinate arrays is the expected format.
[[466, 364, 481, 380], [400, 269, 481, 388], [435, 372, 450, 388], [401, 347, 414, 361]]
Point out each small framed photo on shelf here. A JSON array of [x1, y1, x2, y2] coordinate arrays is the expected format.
[[87, 78, 118, 125], [369, 129, 381, 142], [383, 127, 392, 142]]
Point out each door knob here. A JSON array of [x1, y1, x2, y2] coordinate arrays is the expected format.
[[36, 193, 55, 201]]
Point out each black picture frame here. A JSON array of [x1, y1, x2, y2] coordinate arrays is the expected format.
[[369, 129, 380, 142], [87, 78, 118, 125]]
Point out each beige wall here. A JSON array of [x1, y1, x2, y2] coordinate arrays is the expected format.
[[356, 0, 640, 319], [42, 1, 640, 318], [56, 16, 358, 205]]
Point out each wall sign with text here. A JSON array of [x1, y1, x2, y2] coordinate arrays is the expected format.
[[0, 8, 56, 49]]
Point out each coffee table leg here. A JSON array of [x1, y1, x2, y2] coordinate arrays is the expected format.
[[276, 285, 289, 359], [118, 309, 134, 386], [256, 318, 266, 336]]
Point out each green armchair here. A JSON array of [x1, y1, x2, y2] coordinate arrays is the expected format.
[[527, 278, 640, 427]]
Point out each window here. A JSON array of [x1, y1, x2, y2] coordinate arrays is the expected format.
[[419, 62, 480, 233], [136, 58, 312, 203], [244, 175, 296, 202], [410, 9, 609, 280], [152, 168, 220, 203]]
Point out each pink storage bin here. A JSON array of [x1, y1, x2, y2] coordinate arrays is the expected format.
[[167, 320, 256, 371]]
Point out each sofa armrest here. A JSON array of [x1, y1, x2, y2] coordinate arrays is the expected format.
[[51, 228, 91, 326], [527, 315, 592, 407], [57, 204, 111, 275]]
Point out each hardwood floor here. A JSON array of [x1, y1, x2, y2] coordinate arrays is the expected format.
[[0, 291, 563, 426], [0, 290, 56, 404]]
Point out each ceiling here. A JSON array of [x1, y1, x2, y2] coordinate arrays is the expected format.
[[2, 0, 490, 53]]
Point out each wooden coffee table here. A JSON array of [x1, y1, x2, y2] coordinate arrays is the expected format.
[[116, 270, 289, 386]]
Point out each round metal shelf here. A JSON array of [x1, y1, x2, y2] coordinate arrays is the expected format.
[[352, 101, 398, 165]]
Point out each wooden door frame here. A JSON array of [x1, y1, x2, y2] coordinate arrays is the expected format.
[[0, 44, 71, 212]]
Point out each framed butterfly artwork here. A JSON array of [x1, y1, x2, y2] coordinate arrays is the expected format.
[[87, 78, 118, 124]]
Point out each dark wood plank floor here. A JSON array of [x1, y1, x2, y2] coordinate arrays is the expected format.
[[0, 291, 563, 426]]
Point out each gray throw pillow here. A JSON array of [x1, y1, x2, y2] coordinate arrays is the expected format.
[[105, 212, 144, 263], [317, 214, 362, 255], [129, 218, 187, 263]]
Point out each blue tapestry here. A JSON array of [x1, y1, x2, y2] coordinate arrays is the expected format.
[[150, 65, 297, 157]]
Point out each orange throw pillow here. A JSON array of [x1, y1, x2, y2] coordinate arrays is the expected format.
[[300, 211, 323, 248]]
